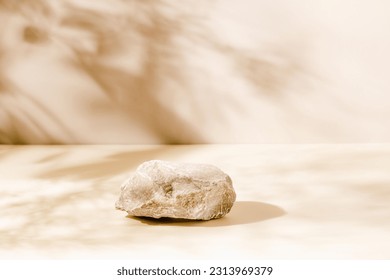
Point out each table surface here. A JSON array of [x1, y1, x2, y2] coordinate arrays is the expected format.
[[1, 144, 389, 259]]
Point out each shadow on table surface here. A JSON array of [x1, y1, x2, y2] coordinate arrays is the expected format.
[[0, 145, 197, 181], [128, 201, 285, 227]]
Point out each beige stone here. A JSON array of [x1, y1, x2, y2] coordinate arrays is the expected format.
[[115, 160, 236, 220]]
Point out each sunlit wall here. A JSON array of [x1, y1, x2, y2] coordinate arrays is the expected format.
[[1, 0, 389, 144]]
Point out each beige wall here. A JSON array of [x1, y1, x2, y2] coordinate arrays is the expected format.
[[1, 0, 389, 144]]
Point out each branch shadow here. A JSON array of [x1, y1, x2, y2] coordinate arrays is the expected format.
[[0, 146, 203, 252], [36, 148, 164, 181], [35, 145, 197, 181], [127, 201, 286, 227]]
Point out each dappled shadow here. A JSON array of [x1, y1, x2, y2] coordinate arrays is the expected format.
[[0, 144, 199, 182], [34, 145, 197, 181], [0, 0, 314, 144], [0, 0, 208, 144], [0, 145, 194, 253], [0, 144, 32, 161], [0, 82, 79, 144], [0, 145, 166, 180], [127, 201, 286, 227], [0, 145, 209, 254], [37, 148, 167, 181]]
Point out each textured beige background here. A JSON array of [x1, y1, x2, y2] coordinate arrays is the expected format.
[[1, 0, 389, 261], [1, 145, 389, 259], [1, 0, 390, 143]]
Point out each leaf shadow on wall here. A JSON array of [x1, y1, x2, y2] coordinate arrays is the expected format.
[[0, 0, 207, 144], [0, 0, 312, 144], [128, 201, 286, 227]]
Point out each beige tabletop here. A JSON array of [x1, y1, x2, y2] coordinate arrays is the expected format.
[[1, 144, 389, 259]]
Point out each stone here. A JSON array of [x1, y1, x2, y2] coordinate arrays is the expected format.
[[115, 160, 236, 220]]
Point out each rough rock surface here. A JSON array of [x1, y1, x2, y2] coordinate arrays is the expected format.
[[116, 160, 236, 220]]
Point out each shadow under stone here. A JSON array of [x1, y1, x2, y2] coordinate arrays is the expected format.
[[127, 201, 286, 227]]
